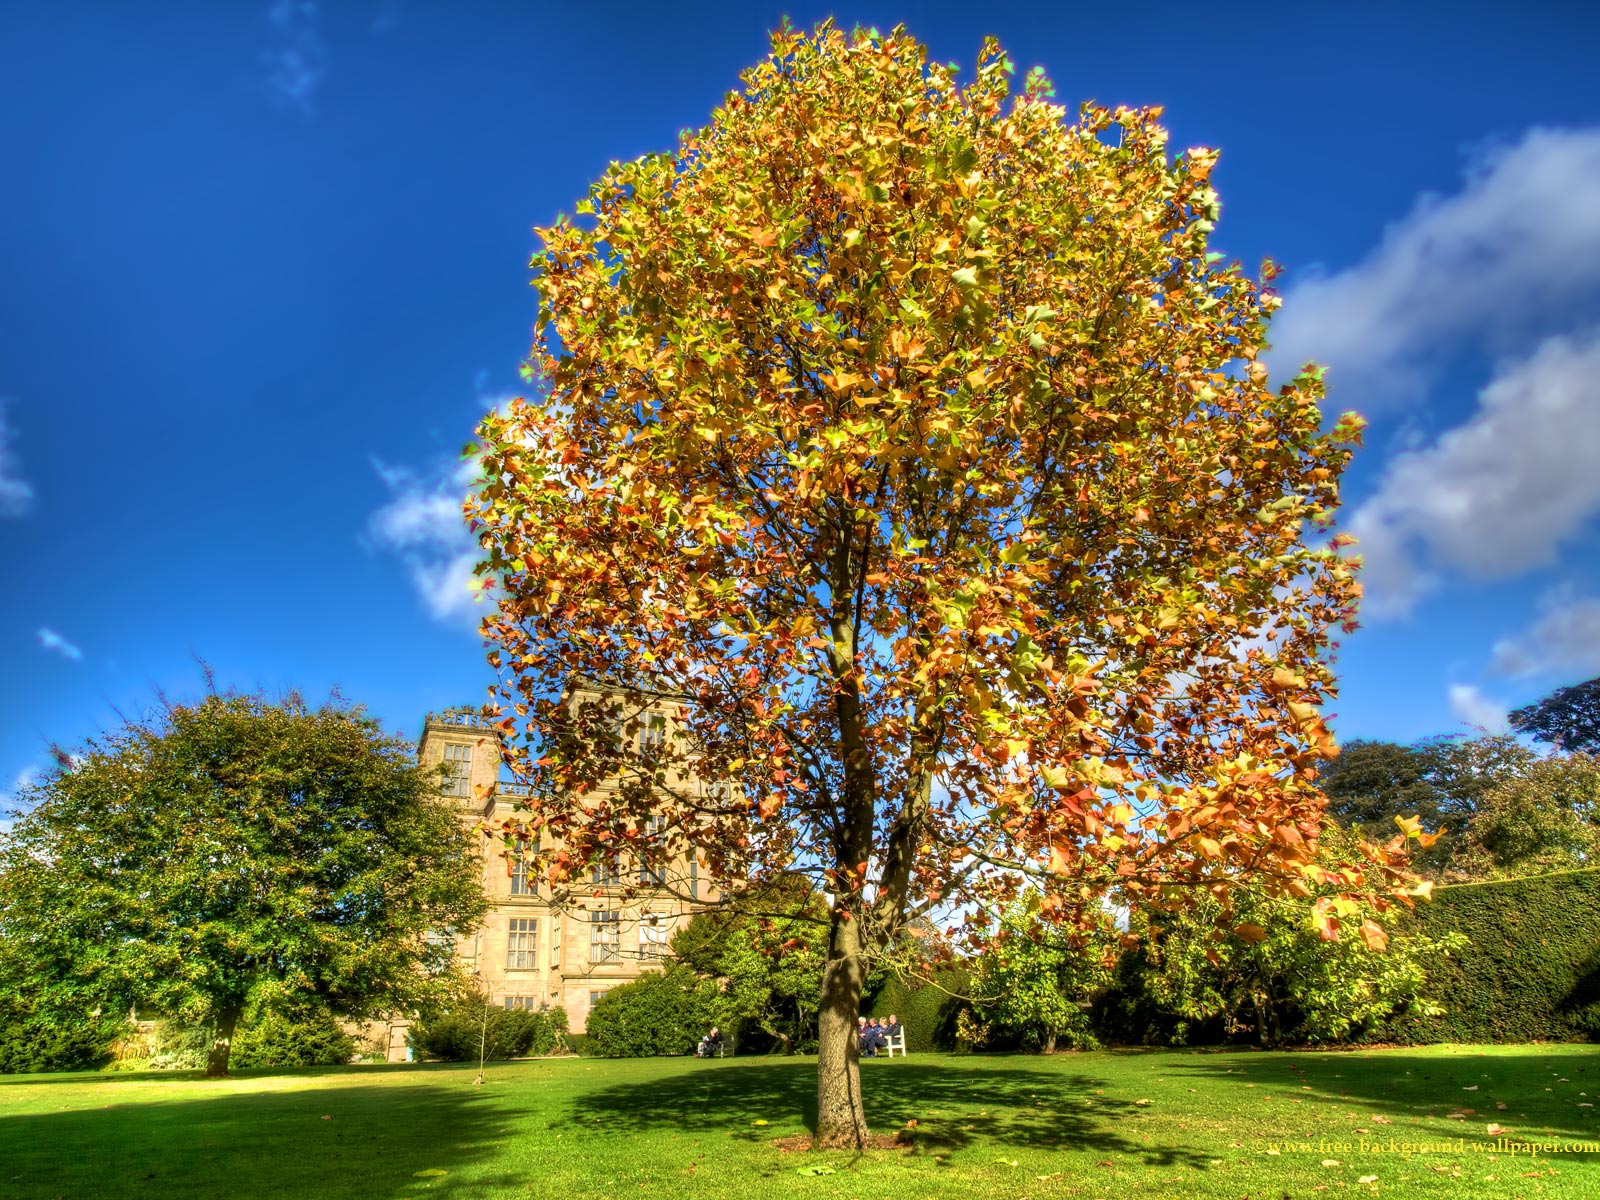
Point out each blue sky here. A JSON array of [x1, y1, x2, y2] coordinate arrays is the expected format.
[[3, 0, 1599, 802]]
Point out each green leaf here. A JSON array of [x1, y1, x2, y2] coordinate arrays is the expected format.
[[951, 267, 980, 288]]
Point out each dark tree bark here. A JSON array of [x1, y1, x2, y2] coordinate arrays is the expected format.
[[815, 907, 868, 1147], [205, 1004, 242, 1078]]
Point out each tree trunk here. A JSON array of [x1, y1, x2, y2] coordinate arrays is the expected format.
[[205, 1005, 241, 1078], [815, 908, 869, 1148]]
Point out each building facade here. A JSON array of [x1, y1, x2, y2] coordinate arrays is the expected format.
[[410, 691, 710, 1048]]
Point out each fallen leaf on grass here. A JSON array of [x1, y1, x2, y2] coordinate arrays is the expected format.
[[1371, 1115, 1392, 1125], [1464, 1085, 1478, 1091], [1496, 1102, 1508, 1110], [1359, 1175, 1378, 1184], [1322, 1159, 1342, 1167], [413, 1170, 447, 1178], [996, 1158, 1019, 1168], [1487, 1123, 1506, 1135], [1133, 1099, 1151, 1106], [1265, 1149, 1281, 1156]]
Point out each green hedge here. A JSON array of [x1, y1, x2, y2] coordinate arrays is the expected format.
[[866, 967, 970, 1052], [1386, 868, 1600, 1044]]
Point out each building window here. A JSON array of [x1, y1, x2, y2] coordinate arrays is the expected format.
[[639, 815, 666, 886], [423, 929, 454, 972], [589, 989, 607, 1012], [443, 743, 473, 798], [688, 855, 698, 901], [591, 857, 620, 887], [503, 995, 538, 1012], [505, 918, 539, 970], [639, 714, 666, 760], [588, 910, 620, 963], [640, 913, 670, 957], [510, 857, 533, 896]]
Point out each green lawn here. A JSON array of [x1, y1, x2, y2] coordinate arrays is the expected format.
[[3, 1045, 1599, 1199]]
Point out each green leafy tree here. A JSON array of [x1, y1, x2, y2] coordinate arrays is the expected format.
[[1509, 678, 1600, 754], [670, 882, 830, 1054], [1320, 740, 1452, 831], [470, 22, 1413, 1145], [1456, 752, 1600, 879], [957, 892, 1115, 1052], [1135, 824, 1465, 1044], [0, 691, 489, 1076], [1320, 736, 1537, 877]]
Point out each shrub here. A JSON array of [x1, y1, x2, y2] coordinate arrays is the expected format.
[[231, 994, 356, 1069], [0, 1001, 120, 1074], [583, 966, 725, 1057], [410, 998, 567, 1061], [1385, 867, 1600, 1043]]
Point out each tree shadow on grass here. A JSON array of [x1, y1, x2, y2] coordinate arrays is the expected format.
[[1163, 1046, 1600, 1147], [0, 1067, 523, 1200], [559, 1056, 1212, 1166]]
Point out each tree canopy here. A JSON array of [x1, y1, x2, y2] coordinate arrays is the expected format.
[[1510, 677, 1600, 754], [0, 690, 488, 1075], [469, 22, 1419, 1145]]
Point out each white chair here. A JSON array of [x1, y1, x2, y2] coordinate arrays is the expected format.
[[883, 1029, 907, 1058]]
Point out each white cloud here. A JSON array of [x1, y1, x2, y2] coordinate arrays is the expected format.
[[36, 627, 82, 662], [368, 451, 492, 628], [3, 764, 39, 805], [261, 0, 327, 115], [1492, 588, 1600, 679], [0, 400, 33, 518], [1346, 329, 1600, 618], [1447, 684, 1507, 733], [1269, 128, 1600, 406]]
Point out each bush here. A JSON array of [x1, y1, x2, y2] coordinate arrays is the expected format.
[[867, 967, 969, 1052], [231, 994, 356, 1069], [584, 966, 725, 1057], [1385, 867, 1600, 1043], [410, 999, 567, 1062], [0, 1001, 120, 1074]]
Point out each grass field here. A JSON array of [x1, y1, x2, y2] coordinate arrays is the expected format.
[[4, 1045, 1600, 1199]]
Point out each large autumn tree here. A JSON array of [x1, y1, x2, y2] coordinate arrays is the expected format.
[[469, 23, 1419, 1146], [0, 691, 488, 1076]]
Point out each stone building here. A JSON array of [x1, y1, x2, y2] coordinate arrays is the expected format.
[[384, 685, 711, 1057]]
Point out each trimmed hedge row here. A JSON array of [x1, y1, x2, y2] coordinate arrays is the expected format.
[[1387, 867, 1600, 1044], [866, 967, 969, 1052]]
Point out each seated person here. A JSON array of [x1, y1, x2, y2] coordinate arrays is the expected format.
[[857, 1016, 870, 1056], [695, 1026, 723, 1058], [864, 1017, 887, 1057], [883, 1014, 902, 1046]]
